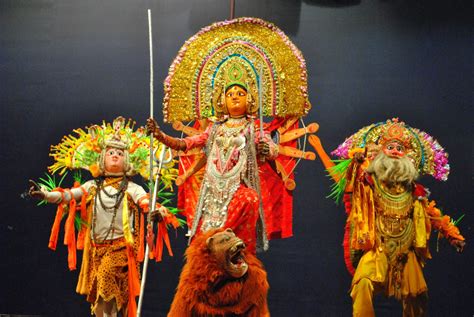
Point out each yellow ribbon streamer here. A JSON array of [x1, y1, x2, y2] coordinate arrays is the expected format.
[[122, 192, 134, 245], [351, 183, 375, 250], [413, 200, 427, 248]]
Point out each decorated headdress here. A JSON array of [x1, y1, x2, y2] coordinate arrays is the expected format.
[[48, 117, 176, 182], [163, 17, 311, 122], [97, 116, 129, 150], [212, 58, 260, 117], [224, 60, 250, 91], [331, 118, 450, 181]]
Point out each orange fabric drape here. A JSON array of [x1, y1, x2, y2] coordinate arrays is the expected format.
[[63, 189, 77, 271], [153, 221, 173, 262], [137, 194, 150, 262], [126, 245, 140, 317], [48, 187, 83, 270], [137, 213, 145, 262], [48, 189, 66, 251]]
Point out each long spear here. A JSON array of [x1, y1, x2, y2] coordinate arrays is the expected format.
[[258, 65, 266, 163], [137, 9, 155, 317], [258, 65, 264, 139]]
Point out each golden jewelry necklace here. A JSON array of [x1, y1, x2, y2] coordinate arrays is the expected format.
[[374, 178, 413, 217], [225, 116, 247, 128]]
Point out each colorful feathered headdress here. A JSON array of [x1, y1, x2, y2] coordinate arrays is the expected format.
[[48, 117, 176, 183], [331, 118, 450, 181]]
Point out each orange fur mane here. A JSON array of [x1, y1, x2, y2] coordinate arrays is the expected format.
[[168, 228, 270, 317]]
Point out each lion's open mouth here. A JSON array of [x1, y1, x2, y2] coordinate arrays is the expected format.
[[230, 242, 245, 265], [228, 241, 248, 276]]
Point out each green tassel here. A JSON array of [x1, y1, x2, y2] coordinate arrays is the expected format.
[[73, 170, 83, 184], [453, 214, 465, 226], [437, 207, 465, 226], [145, 182, 185, 228], [326, 159, 351, 204], [36, 172, 68, 206], [74, 214, 89, 231]]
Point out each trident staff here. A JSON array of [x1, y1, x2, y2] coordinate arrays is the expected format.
[[137, 145, 168, 316]]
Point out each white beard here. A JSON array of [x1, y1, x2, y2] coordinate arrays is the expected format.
[[367, 152, 418, 185]]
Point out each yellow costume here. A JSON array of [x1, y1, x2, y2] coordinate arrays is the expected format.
[[348, 176, 434, 316], [315, 118, 465, 317]]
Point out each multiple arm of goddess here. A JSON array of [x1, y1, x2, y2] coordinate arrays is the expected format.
[[146, 118, 277, 160], [147, 84, 277, 160]]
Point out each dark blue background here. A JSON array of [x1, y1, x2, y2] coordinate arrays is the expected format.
[[1, 0, 472, 316]]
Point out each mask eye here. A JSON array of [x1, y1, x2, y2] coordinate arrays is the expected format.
[[387, 145, 393, 151], [218, 236, 230, 244]]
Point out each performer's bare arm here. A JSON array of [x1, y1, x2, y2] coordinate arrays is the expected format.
[[28, 179, 85, 204]]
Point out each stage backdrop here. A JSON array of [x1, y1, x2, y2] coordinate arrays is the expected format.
[[1, 0, 472, 316]]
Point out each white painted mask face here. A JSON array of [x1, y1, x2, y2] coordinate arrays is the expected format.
[[104, 147, 125, 174]]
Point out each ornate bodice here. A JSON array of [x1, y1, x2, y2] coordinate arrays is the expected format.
[[211, 119, 249, 174], [189, 119, 267, 251], [199, 120, 251, 232], [373, 178, 415, 262]]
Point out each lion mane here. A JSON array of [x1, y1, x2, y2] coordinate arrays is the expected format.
[[168, 228, 270, 317]]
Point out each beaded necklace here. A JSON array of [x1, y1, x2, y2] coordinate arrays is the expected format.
[[215, 121, 249, 173], [91, 176, 128, 243], [224, 116, 248, 129]]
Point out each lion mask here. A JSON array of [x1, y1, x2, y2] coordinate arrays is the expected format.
[[168, 228, 270, 317]]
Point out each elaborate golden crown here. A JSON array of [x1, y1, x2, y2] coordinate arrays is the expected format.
[[378, 119, 413, 148], [163, 17, 311, 122]]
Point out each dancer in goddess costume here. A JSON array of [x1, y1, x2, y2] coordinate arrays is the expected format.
[[310, 118, 465, 317], [148, 18, 315, 253], [29, 117, 179, 317], [147, 61, 278, 254]]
